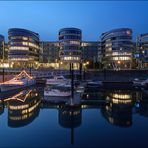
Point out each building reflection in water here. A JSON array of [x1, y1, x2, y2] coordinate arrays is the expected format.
[[58, 105, 82, 145], [0, 86, 146, 130], [136, 90, 148, 118], [81, 88, 107, 108], [0, 99, 4, 115], [82, 87, 105, 100], [6, 89, 41, 127], [101, 90, 142, 127]]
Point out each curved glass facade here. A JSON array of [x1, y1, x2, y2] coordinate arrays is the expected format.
[[8, 28, 40, 67], [101, 28, 133, 69], [137, 33, 148, 68], [0, 35, 4, 42], [59, 28, 82, 64]]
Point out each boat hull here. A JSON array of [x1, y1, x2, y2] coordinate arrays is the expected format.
[[0, 80, 36, 92], [44, 90, 71, 97]]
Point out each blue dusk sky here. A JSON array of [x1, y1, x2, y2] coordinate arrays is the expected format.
[[0, 1, 148, 41]]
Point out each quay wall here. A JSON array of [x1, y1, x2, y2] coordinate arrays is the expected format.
[[86, 70, 148, 81]]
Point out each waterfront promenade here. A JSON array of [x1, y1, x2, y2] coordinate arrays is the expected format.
[[0, 68, 148, 82]]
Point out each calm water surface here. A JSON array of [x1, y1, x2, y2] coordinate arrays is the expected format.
[[0, 86, 148, 148]]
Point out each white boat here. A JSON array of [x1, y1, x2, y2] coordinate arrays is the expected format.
[[133, 78, 148, 88], [44, 88, 71, 97], [0, 70, 36, 92], [46, 76, 70, 85], [56, 83, 71, 88], [141, 79, 148, 88], [132, 78, 143, 87]]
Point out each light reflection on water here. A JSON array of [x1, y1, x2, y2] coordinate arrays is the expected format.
[[0, 86, 148, 147]]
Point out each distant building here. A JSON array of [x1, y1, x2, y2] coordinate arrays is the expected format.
[[101, 28, 133, 69], [0, 35, 4, 60], [0, 35, 10, 68], [59, 28, 82, 69], [137, 33, 148, 68], [8, 28, 40, 67], [98, 41, 102, 58]]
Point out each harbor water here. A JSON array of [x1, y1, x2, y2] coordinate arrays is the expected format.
[[0, 85, 148, 147]]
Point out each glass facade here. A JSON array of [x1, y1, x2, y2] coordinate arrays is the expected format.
[[8, 28, 40, 67], [81, 41, 98, 62], [137, 33, 148, 68], [0, 35, 4, 60], [40, 41, 59, 63], [101, 28, 133, 69], [1, 27, 147, 70], [59, 28, 82, 65]]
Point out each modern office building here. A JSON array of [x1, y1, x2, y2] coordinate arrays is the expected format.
[[1, 27, 146, 70], [59, 28, 82, 69], [0, 35, 9, 68], [81, 41, 101, 68], [40, 41, 59, 63], [8, 28, 40, 67], [98, 41, 102, 62], [4, 43, 9, 61], [40, 40, 101, 69], [81, 41, 98, 62], [0, 35, 4, 60], [137, 33, 148, 68], [101, 28, 133, 69], [39, 41, 60, 68]]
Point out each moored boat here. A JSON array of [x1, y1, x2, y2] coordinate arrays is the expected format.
[[44, 89, 71, 97], [132, 78, 148, 89], [0, 70, 36, 92], [44, 83, 71, 97], [46, 76, 70, 85]]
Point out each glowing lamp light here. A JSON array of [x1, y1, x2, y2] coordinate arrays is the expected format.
[[86, 61, 89, 65], [117, 61, 121, 64]]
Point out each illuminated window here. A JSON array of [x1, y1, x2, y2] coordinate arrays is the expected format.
[[10, 46, 29, 50], [22, 42, 28, 46], [112, 57, 131, 61], [22, 37, 28, 40], [63, 56, 80, 61]]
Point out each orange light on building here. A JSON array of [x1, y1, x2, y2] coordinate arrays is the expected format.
[[117, 61, 121, 64], [86, 61, 89, 65]]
